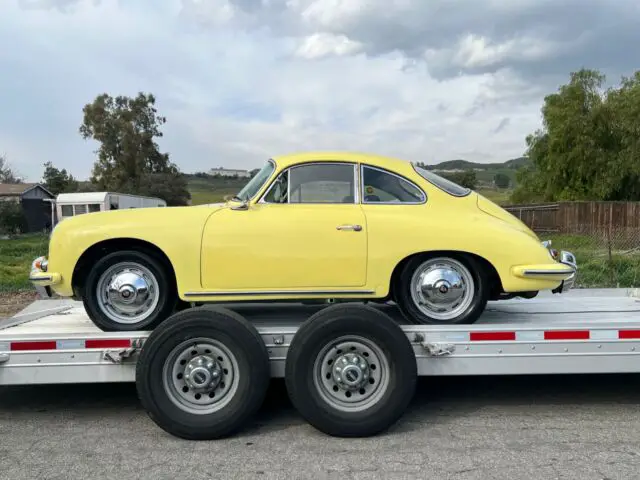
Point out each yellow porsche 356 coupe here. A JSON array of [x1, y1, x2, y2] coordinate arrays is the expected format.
[[29, 152, 577, 331]]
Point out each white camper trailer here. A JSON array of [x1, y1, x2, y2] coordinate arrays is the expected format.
[[54, 192, 166, 223]]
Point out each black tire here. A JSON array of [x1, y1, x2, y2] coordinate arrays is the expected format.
[[394, 253, 489, 325], [135, 306, 270, 440], [82, 250, 177, 331], [285, 303, 417, 437]]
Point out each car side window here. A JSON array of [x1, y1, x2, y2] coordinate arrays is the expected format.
[[287, 163, 356, 204], [262, 170, 289, 203], [361, 165, 425, 203]]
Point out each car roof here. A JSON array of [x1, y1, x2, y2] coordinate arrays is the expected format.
[[270, 151, 415, 172]]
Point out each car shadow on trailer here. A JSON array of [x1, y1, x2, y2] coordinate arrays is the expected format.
[[1, 373, 640, 439]]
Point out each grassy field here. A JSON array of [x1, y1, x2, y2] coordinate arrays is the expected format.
[[186, 175, 246, 205], [0, 233, 48, 292], [1, 230, 637, 295], [477, 188, 513, 205]]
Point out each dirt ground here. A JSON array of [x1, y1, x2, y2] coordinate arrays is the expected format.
[[0, 291, 38, 318]]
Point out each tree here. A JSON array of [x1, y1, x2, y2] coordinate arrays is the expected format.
[[0, 154, 22, 183], [79, 92, 190, 205], [493, 173, 510, 189], [511, 68, 640, 203], [42, 161, 79, 195], [441, 170, 477, 190]]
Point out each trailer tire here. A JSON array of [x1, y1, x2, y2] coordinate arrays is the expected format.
[[135, 306, 270, 440], [285, 303, 417, 437]]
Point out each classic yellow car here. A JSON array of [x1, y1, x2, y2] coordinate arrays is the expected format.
[[29, 151, 577, 331]]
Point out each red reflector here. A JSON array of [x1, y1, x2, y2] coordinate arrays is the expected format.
[[544, 330, 590, 340], [470, 331, 516, 341], [85, 339, 131, 349], [619, 330, 640, 339], [11, 341, 57, 351]]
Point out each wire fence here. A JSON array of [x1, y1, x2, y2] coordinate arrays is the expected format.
[[543, 225, 640, 288]]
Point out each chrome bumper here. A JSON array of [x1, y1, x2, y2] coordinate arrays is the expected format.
[[29, 256, 55, 299], [542, 241, 578, 293]]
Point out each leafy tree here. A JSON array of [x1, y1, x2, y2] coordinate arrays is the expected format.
[[0, 154, 22, 183], [0, 202, 26, 234], [79, 92, 190, 205], [493, 173, 510, 189], [441, 170, 477, 190], [42, 161, 79, 195], [511, 68, 640, 203]]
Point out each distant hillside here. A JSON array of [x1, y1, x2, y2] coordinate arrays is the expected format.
[[421, 156, 529, 188], [184, 172, 248, 205], [425, 157, 528, 172]]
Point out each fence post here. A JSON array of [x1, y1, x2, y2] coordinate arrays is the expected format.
[[608, 203, 615, 286]]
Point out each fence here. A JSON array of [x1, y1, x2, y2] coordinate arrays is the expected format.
[[503, 201, 640, 233], [503, 201, 640, 289]]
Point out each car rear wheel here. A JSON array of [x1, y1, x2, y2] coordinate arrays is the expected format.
[[394, 254, 489, 325], [83, 250, 177, 331]]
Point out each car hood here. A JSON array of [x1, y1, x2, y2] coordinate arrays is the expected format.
[[475, 193, 539, 240]]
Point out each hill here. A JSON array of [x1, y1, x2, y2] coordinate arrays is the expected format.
[[184, 173, 248, 205], [421, 156, 529, 188]]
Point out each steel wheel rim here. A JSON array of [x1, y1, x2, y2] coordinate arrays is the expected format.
[[313, 335, 390, 412], [95, 262, 160, 324], [162, 338, 240, 415], [409, 257, 475, 321]]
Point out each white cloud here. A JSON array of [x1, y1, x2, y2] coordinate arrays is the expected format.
[[295, 33, 363, 59], [1, 0, 638, 182]]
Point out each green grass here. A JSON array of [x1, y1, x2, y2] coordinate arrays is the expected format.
[[185, 175, 247, 205], [545, 233, 640, 288], [477, 188, 513, 205], [0, 233, 49, 292]]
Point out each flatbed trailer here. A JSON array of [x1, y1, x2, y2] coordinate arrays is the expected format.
[[1, 289, 639, 440]]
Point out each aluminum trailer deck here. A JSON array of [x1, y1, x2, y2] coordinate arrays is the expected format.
[[1, 289, 639, 440]]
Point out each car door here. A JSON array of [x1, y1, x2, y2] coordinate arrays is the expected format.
[[200, 161, 368, 291]]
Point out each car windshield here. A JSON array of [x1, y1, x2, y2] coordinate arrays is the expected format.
[[234, 159, 276, 201], [412, 165, 471, 197]]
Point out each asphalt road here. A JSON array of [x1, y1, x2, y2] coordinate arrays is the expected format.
[[1, 375, 639, 480]]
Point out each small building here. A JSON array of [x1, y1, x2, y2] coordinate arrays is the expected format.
[[208, 167, 251, 178], [0, 183, 55, 232]]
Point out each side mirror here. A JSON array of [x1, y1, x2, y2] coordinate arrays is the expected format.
[[230, 199, 249, 211]]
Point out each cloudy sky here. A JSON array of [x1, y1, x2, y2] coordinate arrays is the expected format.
[[1, 0, 638, 182]]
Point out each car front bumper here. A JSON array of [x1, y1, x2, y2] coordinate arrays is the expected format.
[[29, 256, 62, 299]]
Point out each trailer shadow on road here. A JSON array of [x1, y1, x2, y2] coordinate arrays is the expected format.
[[0, 373, 639, 437]]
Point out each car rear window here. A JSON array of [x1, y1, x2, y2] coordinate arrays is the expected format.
[[412, 165, 471, 197]]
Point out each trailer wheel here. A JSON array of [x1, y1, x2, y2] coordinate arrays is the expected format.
[[285, 303, 417, 437], [135, 307, 270, 440]]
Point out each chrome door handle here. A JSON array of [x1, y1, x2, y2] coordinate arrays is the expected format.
[[336, 224, 362, 231]]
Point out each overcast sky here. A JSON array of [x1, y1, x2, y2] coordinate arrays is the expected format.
[[2, 0, 638, 182]]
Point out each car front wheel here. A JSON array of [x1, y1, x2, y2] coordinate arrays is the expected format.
[[83, 250, 177, 331], [394, 254, 489, 325]]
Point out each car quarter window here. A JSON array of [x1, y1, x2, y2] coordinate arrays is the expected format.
[[360, 165, 426, 204], [265, 163, 356, 204]]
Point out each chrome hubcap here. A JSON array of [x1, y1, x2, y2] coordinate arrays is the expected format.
[[96, 262, 160, 324], [314, 336, 389, 412], [163, 339, 239, 415], [410, 258, 474, 321]]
